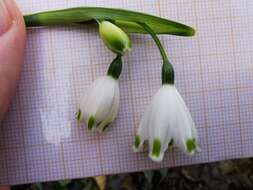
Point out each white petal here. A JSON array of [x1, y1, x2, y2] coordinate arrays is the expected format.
[[137, 105, 151, 139], [91, 77, 116, 122], [79, 76, 117, 126], [149, 150, 164, 162], [79, 76, 105, 122], [97, 81, 120, 132], [174, 88, 196, 136], [108, 82, 120, 122], [133, 103, 152, 152], [86, 77, 114, 121], [147, 86, 173, 161], [168, 86, 198, 155]]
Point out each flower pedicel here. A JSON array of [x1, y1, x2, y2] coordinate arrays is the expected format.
[[24, 7, 198, 162]]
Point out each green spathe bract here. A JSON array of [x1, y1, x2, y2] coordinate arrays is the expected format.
[[24, 7, 196, 36], [99, 21, 132, 55]]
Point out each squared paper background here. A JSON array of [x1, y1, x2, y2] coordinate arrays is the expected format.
[[0, 0, 253, 185]]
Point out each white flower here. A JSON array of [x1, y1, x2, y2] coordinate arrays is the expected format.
[[77, 75, 120, 132], [133, 84, 199, 162]]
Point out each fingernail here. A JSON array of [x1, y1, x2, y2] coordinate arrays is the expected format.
[[0, 0, 12, 35]]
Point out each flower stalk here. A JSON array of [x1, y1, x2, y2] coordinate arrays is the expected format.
[[138, 22, 174, 85]]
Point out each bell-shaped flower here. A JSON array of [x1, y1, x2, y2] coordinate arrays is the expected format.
[[133, 84, 199, 162], [99, 20, 132, 55], [77, 75, 120, 132]]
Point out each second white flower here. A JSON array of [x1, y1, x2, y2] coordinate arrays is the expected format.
[[134, 84, 199, 162], [77, 75, 120, 132]]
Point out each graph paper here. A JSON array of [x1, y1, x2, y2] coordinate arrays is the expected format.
[[0, 0, 253, 185]]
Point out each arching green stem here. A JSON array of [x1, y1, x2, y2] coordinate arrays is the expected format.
[[138, 23, 174, 85]]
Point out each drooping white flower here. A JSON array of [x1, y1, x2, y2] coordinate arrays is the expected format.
[[77, 75, 120, 132], [133, 84, 199, 162]]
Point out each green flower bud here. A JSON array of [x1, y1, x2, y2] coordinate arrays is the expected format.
[[99, 21, 132, 55]]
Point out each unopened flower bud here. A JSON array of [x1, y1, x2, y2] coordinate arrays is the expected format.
[[99, 21, 132, 55]]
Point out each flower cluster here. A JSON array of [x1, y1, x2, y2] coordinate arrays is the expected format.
[[77, 21, 131, 133], [77, 20, 199, 162]]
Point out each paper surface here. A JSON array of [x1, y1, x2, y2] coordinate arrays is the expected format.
[[0, 0, 253, 185]]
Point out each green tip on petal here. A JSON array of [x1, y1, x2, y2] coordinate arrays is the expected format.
[[88, 116, 96, 130], [76, 109, 82, 121], [186, 138, 197, 153], [152, 139, 161, 158], [134, 135, 141, 149], [102, 122, 112, 132], [168, 139, 174, 150]]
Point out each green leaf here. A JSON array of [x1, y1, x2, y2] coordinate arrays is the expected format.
[[24, 7, 195, 36]]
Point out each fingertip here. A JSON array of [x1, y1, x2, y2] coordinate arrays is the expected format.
[[4, 0, 23, 19], [3, 0, 26, 33], [0, 0, 26, 121]]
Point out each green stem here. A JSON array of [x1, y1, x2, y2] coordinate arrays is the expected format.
[[138, 23, 174, 85], [138, 22, 169, 64]]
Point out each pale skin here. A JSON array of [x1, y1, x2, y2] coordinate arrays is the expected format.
[[0, 0, 26, 120], [0, 0, 26, 189]]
